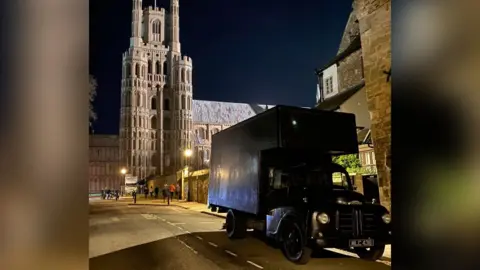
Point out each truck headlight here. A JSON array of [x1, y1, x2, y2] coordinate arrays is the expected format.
[[382, 213, 391, 224], [317, 213, 330, 224]]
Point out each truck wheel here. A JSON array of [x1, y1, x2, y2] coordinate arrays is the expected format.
[[226, 210, 246, 239], [355, 245, 385, 261], [280, 221, 311, 264]]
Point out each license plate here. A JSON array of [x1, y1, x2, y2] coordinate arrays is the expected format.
[[349, 239, 374, 247]]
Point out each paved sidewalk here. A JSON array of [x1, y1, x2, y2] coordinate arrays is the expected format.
[[126, 198, 391, 260]]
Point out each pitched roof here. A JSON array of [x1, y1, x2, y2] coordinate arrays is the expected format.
[[315, 35, 362, 75], [315, 81, 365, 111], [192, 99, 274, 125]]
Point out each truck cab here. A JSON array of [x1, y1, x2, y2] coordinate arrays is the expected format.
[[263, 161, 391, 263]]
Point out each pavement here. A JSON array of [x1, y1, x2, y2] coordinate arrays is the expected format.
[[122, 196, 391, 261], [90, 198, 391, 269]]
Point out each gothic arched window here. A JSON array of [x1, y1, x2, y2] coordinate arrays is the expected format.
[[125, 63, 131, 77], [148, 60, 152, 74], [163, 61, 168, 75], [155, 61, 161, 75], [135, 63, 140, 77], [181, 95, 186, 110], [164, 98, 170, 111], [152, 20, 161, 34], [151, 96, 157, 110], [151, 116, 157, 129]]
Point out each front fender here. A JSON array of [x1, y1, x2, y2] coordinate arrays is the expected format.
[[275, 210, 309, 242]]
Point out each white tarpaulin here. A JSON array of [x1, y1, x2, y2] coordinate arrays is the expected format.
[[125, 174, 138, 185]]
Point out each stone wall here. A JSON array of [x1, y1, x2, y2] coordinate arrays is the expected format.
[[354, 0, 391, 211], [337, 49, 364, 91]]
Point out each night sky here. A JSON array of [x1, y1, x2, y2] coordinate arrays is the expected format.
[[89, 0, 352, 134]]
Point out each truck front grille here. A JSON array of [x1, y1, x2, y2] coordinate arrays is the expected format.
[[335, 209, 377, 236]]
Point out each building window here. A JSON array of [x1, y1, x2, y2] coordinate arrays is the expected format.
[[324, 76, 333, 95], [164, 98, 170, 110], [365, 152, 371, 165]]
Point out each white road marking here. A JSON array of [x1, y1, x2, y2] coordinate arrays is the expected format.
[[185, 230, 191, 234], [171, 207, 183, 212], [140, 214, 157, 220], [178, 239, 198, 254], [196, 236, 203, 240], [176, 226, 184, 230], [247, 260, 263, 269], [208, 242, 218, 247], [166, 221, 174, 225], [172, 223, 186, 225], [225, 250, 237, 257], [110, 217, 120, 222]]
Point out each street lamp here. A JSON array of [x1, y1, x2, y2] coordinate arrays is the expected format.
[[120, 168, 127, 196], [182, 149, 192, 200]]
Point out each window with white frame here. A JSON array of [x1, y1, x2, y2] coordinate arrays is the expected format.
[[324, 76, 333, 95]]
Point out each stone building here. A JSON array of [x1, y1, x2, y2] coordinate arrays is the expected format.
[[315, 6, 376, 174], [89, 135, 122, 194], [119, 0, 272, 180], [316, 0, 391, 210], [191, 102, 272, 169]]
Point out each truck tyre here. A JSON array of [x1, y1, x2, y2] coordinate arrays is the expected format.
[[226, 209, 246, 239], [280, 221, 311, 264], [354, 245, 385, 261]]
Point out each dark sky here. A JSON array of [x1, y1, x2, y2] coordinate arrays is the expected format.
[[90, 0, 352, 134]]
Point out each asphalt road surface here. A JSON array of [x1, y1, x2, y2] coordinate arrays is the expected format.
[[89, 199, 390, 270]]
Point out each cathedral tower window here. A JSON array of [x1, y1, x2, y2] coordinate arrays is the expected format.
[[151, 116, 157, 129], [152, 20, 161, 41], [148, 60, 152, 74], [136, 92, 142, 107], [181, 95, 186, 110], [151, 96, 157, 110], [163, 61, 168, 75], [164, 98, 170, 110], [181, 68, 185, 82], [155, 61, 161, 75], [135, 63, 140, 77], [187, 96, 191, 110], [125, 63, 131, 77]]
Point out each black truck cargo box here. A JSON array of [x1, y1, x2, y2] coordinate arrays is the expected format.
[[208, 106, 358, 215]]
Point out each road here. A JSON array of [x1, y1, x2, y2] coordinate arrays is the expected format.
[[89, 199, 390, 270]]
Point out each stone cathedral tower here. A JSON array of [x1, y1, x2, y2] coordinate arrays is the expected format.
[[120, 0, 193, 179]]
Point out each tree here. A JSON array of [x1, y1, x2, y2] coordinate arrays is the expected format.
[[89, 75, 98, 132], [332, 154, 362, 174]]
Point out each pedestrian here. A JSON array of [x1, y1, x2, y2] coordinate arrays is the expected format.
[[115, 190, 119, 201], [169, 184, 175, 204], [132, 190, 137, 204], [154, 186, 159, 199]]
